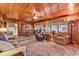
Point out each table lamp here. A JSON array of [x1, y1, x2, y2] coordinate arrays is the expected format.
[[0, 28, 7, 32]]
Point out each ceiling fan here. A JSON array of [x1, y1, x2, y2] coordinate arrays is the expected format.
[[23, 8, 44, 21], [32, 9, 44, 20]]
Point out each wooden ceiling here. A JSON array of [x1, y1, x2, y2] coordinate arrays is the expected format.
[[0, 3, 79, 23]]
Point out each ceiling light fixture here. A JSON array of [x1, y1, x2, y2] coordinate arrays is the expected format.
[[33, 14, 38, 20], [33, 8, 38, 20]]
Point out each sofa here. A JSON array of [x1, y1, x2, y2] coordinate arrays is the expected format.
[[53, 32, 70, 45]]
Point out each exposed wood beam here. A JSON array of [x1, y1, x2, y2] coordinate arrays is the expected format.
[[34, 11, 79, 23]]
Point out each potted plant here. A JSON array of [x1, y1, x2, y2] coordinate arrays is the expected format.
[[52, 31, 56, 35]]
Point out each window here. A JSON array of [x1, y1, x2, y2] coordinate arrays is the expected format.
[[34, 23, 44, 32], [6, 23, 18, 36], [51, 23, 58, 33], [59, 22, 68, 32], [45, 23, 51, 32]]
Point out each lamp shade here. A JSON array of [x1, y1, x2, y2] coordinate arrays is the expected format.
[[0, 28, 7, 32]]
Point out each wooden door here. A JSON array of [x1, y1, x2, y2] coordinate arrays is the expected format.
[[68, 20, 78, 44], [77, 20, 79, 44]]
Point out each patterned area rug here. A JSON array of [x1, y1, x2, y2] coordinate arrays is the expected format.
[[19, 40, 79, 56]]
